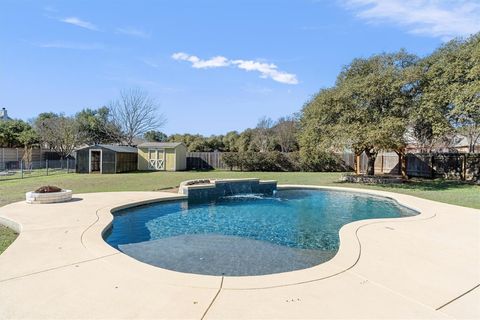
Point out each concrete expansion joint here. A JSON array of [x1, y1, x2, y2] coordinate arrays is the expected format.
[[342, 213, 447, 311], [201, 275, 224, 320], [345, 268, 452, 318], [223, 213, 439, 291], [0, 252, 119, 284], [436, 283, 480, 311]]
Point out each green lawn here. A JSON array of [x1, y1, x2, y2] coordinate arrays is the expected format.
[[1, 171, 479, 209], [0, 225, 18, 254]]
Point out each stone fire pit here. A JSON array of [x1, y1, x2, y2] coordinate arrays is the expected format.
[[25, 186, 73, 204]]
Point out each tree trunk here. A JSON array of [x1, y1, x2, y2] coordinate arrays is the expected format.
[[365, 149, 377, 176], [366, 156, 376, 175], [395, 149, 407, 178], [22, 146, 32, 171], [353, 153, 361, 174]]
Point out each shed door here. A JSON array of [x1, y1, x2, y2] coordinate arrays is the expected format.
[[148, 149, 165, 170], [90, 151, 101, 172]]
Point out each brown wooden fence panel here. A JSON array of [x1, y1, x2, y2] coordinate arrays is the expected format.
[[406, 154, 433, 177], [405, 153, 480, 180], [373, 153, 400, 175], [187, 152, 230, 170], [186, 151, 479, 183], [0, 148, 42, 170], [186, 151, 396, 173]]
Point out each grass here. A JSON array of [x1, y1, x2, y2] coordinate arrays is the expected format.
[[0, 170, 478, 209], [0, 168, 69, 182], [0, 225, 18, 254]]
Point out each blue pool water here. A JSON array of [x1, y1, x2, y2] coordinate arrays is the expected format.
[[105, 189, 417, 276]]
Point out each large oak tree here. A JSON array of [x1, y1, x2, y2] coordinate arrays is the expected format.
[[415, 34, 480, 152], [300, 51, 418, 175]]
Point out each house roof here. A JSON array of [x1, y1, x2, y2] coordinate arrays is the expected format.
[[0, 108, 11, 121], [77, 144, 138, 153], [137, 142, 185, 148], [452, 136, 471, 148]]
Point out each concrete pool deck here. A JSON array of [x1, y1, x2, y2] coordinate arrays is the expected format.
[[0, 186, 478, 319]]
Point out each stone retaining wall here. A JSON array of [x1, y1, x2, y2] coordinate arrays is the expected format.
[[179, 178, 277, 201]]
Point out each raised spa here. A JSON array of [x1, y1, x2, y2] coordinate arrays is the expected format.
[[105, 189, 418, 276]]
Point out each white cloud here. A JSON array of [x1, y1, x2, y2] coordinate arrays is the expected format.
[[342, 0, 480, 39], [116, 27, 150, 39], [172, 52, 230, 69], [36, 41, 105, 50], [232, 60, 298, 85], [171, 52, 298, 84], [60, 17, 99, 31]]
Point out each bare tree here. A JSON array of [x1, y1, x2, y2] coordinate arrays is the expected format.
[[19, 126, 39, 170], [252, 116, 273, 152], [273, 116, 298, 152], [35, 116, 81, 159], [109, 88, 166, 145]]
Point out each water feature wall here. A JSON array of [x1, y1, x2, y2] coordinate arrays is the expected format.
[[178, 178, 277, 201]]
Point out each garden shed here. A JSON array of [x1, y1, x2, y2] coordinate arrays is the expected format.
[[137, 142, 187, 171], [76, 145, 138, 174]]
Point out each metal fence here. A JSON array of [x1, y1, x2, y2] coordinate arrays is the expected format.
[[0, 159, 76, 181]]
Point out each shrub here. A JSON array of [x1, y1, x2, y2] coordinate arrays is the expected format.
[[222, 152, 240, 171], [222, 151, 349, 172], [300, 149, 350, 172], [223, 152, 300, 172]]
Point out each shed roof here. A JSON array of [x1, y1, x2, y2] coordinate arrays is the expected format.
[[78, 144, 138, 153], [98, 145, 138, 153], [137, 142, 185, 148]]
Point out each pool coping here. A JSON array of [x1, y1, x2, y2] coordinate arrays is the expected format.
[[0, 186, 479, 319], [79, 185, 434, 290]]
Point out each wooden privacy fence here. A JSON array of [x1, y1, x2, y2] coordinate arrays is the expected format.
[[406, 153, 480, 181], [186, 151, 479, 182], [0, 148, 42, 170], [0, 148, 64, 171], [187, 152, 230, 170], [406, 154, 433, 178], [373, 153, 400, 174], [186, 151, 400, 173]]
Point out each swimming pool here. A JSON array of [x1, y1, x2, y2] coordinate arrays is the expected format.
[[105, 189, 418, 276]]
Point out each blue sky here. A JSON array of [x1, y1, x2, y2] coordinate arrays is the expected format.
[[1, 0, 479, 135]]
